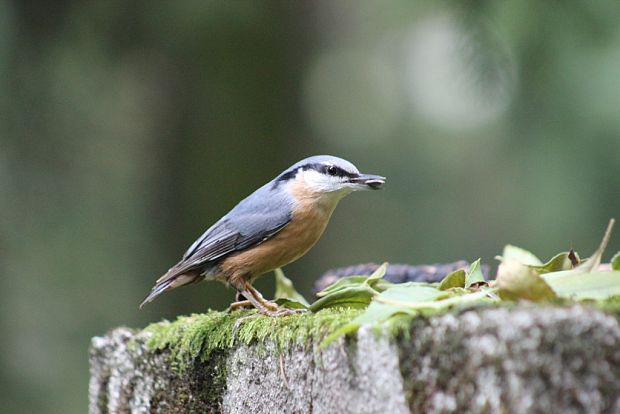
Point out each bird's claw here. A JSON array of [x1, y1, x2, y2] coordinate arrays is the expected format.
[[227, 299, 281, 313]]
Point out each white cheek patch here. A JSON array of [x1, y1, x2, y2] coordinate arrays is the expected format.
[[299, 169, 345, 192]]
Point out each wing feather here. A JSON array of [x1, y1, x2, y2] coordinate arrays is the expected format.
[[153, 181, 293, 287], [157, 218, 291, 286]]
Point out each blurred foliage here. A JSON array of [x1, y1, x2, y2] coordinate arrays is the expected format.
[[1, 0, 620, 412]]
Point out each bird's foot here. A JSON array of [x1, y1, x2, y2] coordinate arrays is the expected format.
[[227, 299, 280, 313], [231, 283, 307, 317]]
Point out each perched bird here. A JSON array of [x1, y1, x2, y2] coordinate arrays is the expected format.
[[140, 155, 385, 316]]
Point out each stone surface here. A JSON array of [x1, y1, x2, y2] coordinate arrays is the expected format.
[[89, 328, 228, 413], [89, 305, 620, 413], [221, 326, 408, 414], [401, 305, 620, 414]]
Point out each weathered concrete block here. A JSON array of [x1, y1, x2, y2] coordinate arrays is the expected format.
[[89, 305, 620, 413]]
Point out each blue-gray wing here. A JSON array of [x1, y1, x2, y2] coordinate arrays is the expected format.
[[156, 183, 293, 283]]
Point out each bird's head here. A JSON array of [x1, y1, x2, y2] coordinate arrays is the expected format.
[[275, 155, 385, 204]]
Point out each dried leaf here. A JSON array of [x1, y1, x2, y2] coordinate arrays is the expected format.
[[529, 252, 575, 274], [568, 249, 580, 267], [573, 219, 615, 273], [496, 259, 557, 302]]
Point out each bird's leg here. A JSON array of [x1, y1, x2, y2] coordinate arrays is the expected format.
[[229, 279, 305, 317], [234, 290, 278, 316], [246, 284, 308, 316], [227, 279, 278, 314], [244, 284, 278, 308], [243, 283, 279, 312]]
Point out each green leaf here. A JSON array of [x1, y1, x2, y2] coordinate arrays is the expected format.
[[375, 287, 493, 310], [316, 263, 390, 298], [543, 270, 620, 300], [320, 285, 498, 347], [321, 285, 444, 347], [316, 275, 369, 297], [465, 259, 486, 288], [496, 260, 557, 302], [529, 252, 575, 274], [612, 252, 620, 271], [375, 284, 445, 306], [439, 269, 466, 290], [499, 245, 543, 266], [274, 268, 310, 306], [309, 285, 377, 312], [364, 262, 388, 286]]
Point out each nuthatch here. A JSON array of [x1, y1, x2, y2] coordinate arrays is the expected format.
[[140, 155, 385, 316]]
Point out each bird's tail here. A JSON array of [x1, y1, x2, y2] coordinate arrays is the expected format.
[[139, 271, 202, 309]]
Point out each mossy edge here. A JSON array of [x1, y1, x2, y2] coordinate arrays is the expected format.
[[143, 307, 361, 372], [141, 295, 620, 373]]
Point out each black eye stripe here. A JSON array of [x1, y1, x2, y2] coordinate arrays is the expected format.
[[273, 162, 356, 188], [323, 164, 348, 177]]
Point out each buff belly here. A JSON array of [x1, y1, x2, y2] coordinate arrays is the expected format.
[[216, 188, 342, 290]]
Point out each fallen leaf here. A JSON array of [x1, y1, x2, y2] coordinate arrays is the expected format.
[[529, 252, 575, 274], [465, 259, 486, 288], [439, 269, 466, 290], [274, 268, 310, 306], [572, 219, 615, 273], [543, 270, 620, 300], [499, 245, 543, 266], [496, 259, 557, 302]]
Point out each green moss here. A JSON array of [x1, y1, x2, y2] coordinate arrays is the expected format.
[[144, 307, 361, 371]]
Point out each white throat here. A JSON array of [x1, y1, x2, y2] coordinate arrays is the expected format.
[[287, 170, 353, 211]]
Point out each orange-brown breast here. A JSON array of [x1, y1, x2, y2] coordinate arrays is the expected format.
[[219, 180, 343, 288]]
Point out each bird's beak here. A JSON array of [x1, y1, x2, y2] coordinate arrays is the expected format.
[[349, 173, 386, 190]]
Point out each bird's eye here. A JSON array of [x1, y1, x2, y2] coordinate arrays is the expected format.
[[326, 165, 338, 176]]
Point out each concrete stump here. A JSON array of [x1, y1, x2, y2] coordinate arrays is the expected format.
[[89, 305, 620, 413]]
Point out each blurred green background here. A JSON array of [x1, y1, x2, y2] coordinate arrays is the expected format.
[[2, 1, 620, 412]]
